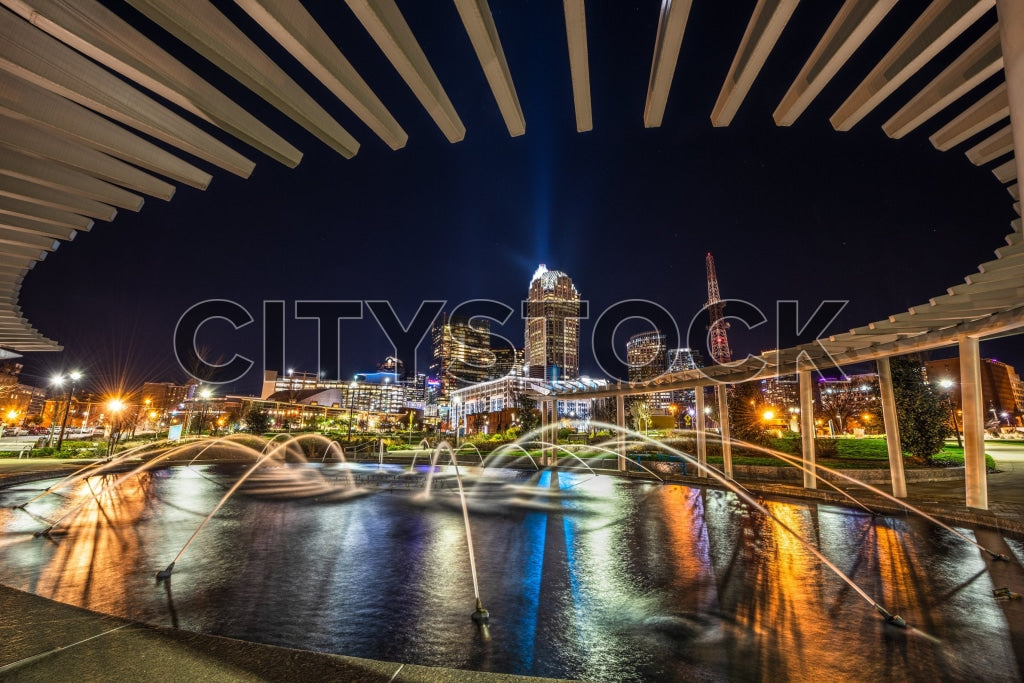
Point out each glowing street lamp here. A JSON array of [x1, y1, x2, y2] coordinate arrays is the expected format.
[[938, 379, 962, 448], [54, 370, 83, 450]]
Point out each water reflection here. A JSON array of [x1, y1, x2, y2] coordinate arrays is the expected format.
[[0, 466, 1022, 682]]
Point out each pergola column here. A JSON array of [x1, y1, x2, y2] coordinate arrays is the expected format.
[[695, 385, 707, 472], [716, 384, 732, 479], [538, 397, 548, 465], [616, 393, 626, 472], [996, 0, 1024, 186], [959, 334, 988, 509], [798, 368, 817, 489], [876, 356, 907, 498]]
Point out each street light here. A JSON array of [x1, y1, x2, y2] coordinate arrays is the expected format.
[[346, 380, 358, 442], [198, 388, 212, 436], [54, 370, 82, 450], [938, 379, 962, 448]]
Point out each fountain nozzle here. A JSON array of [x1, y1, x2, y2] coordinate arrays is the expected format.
[[155, 562, 175, 581], [988, 551, 1011, 562], [471, 598, 490, 625], [874, 603, 907, 628]]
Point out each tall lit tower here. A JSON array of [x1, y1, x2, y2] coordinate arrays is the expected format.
[[524, 265, 581, 381], [705, 252, 732, 365]]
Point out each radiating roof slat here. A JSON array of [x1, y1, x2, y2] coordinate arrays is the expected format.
[[993, 156, 1018, 182], [125, 0, 359, 158], [929, 82, 1008, 150], [711, 0, 801, 127], [0, 176, 115, 221], [0, 0, 302, 168], [563, 0, 592, 132], [0, 195, 90, 231], [0, 213, 77, 241], [235, 0, 407, 150], [344, 0, 465, 143], [882, 25, 1002, 139], [831, 0, 994, 131], [775, 0, 898, 126], [0, 70, 210, 190], [0, 6, 255, 178], [453, 0, 525, 137], [966, 124, 1014, 164], [643, 0, 694, 128], [0, 147, 144, 211], [0, 113, 176, 200]]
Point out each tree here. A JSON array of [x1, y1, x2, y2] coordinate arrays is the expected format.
[[626, 397, 651, 433], [890, 356, 948, 463], [727, 381, 772, 445], [244, 406, 271, 434], [515, 391, 538, 435]]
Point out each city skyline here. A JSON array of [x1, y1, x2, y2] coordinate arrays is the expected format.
[[7, 1, 1020, 395]]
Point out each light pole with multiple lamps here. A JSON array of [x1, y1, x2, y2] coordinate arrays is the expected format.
[[53, 370, 82, 450], [938, 379, 963, 448]]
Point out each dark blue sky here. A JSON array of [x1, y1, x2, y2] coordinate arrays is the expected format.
[[15, 1, 1020, 395]]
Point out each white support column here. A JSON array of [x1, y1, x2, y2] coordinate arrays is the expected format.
[[996, 0, 1024, 187], [695, 385, 707, 472], [876, 357, 907, 498], [539, 398, 549, 466], [616, 393, 626, 472], [959, 334, 988, 509], [798, 368, 817, 489], [716, 384, 732, 479]]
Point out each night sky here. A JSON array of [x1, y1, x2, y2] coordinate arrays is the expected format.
[[14, 1, 1021, 395]]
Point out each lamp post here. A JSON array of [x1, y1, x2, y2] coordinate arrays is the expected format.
[[197, 388, 212, 436], [106, 398, 124, 458], [938, 379, 963, 448], [346, 380, 358, 442], [54, 371, 82, 450]]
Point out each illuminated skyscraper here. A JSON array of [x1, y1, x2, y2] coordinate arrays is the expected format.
[[524, 265, 581, 381]]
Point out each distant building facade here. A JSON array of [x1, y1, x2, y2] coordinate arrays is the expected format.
[[925, 357, 1023, 427], [524, 265, 581, 382]]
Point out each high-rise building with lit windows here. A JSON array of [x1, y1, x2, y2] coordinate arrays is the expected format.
[[524, 265, 580, 381]]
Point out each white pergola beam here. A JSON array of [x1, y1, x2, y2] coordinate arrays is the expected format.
[[711, 0, 801, 127], [993, 157, 1017, 183], [0, 226, 60, 250], [644, 0, 693, 128], [929, 82, 1008, 150], [0, 6, 255, 178], [775, 0, 897, 126], [0, 70, 210, 190], [0, 214, 77, 241], [966, 124, 1014, 164], [1010, 183, 1020, 199], [453, 0, 525, 137], [996, 0, 1024, 191], [0, 195, 90, 231], [235, 0, 407, 150], [883, 25, 1003, 139], [345, 0, 465, 143], [563, 0, 592, 132], [0, 0, 302, 168], [0, 147, 143, 211], [0, 176, 115, 221], [0, 114, 176, 200], [831, 0, 994, 131], [125, 0, 359, 159]]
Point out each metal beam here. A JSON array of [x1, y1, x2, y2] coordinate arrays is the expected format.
[[0, 6, 255, 177], [831, 0, 995, 131], [0, 195, 89, 231], [0, 0, 302, 168], [125, 0, 359, 158], [883, 25, 1003, 139], [562, 0, 592, 132], [774, 0, 897, 126], [966, 124, 1014, 164], [235, 0, 407, 150], [711, 0, 801, 127], [345, 0, 465, 143], [0, 147, 143, 210], [0, 70, 210, 190], [453, 0, 525, 137], [993, 157, 1017, 183], [0, 114, 176, 200], [644, 0, 693, 128], [0, 176, 115, 221]]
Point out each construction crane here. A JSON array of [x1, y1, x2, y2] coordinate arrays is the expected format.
[[705, 252, 732, 365]]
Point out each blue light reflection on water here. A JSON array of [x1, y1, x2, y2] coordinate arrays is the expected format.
[[0, 466, 1022, 682]]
